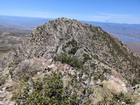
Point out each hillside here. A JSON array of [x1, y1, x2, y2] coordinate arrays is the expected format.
[[0, 25, 31, 60], [0, 18, 140, 105], [125, 42, 140, 56], [85, 21, 140, 42]]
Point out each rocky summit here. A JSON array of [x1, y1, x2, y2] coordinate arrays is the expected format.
[[0, 17, 140, 105]]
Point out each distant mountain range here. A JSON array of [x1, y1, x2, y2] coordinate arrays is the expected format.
[[0, 15, 140, 42], [0, 15, 51, 29], [85, 21, 140, 42]]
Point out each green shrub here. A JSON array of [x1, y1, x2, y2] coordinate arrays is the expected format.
[[13, 72, 81, 105], [54, 53, 83, 69], [0, 74, 6, 86], [94, 71, 106, 81], [62, 39, 79, 55], [68, 47, 78, 55], [83, 53, 92, 63], [112, 92, 134, 105], [98, 92, 135, 105]]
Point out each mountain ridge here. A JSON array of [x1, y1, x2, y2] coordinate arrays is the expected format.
[[0, 17, 140, 105]]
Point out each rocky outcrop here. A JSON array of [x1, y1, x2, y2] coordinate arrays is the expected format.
[[103, 75, 127, 94], [23, 18, 140, 84], [0, 17, 140, 104]]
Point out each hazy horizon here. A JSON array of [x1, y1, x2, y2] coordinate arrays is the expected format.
[[1, 15, 140, 25], [0, 0, 140, 24]]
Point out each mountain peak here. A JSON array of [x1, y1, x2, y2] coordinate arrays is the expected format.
[[0, 18, 140, 104], [14, 18, 140, 84]]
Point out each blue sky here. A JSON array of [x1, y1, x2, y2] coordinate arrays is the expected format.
[[0, 0, 140, 24]]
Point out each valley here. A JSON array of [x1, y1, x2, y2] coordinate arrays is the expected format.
[[125, 42, 140, 55]]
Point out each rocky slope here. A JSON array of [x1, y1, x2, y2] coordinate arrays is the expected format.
[[0, 18, 140, 105], [0, 27, 31, 60]]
